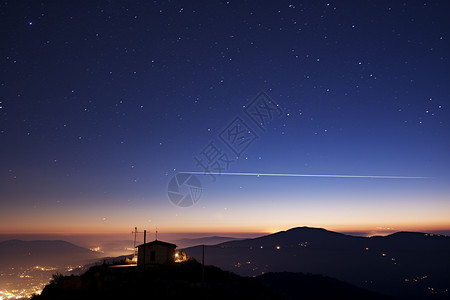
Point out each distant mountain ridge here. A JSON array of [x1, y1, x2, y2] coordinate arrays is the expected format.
[[184, 226, 450, 300], [0, 239, 102, 269], [172, 236, 241, 248]]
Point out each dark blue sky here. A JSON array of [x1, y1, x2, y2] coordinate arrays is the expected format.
[[0, 1, 449, 234]]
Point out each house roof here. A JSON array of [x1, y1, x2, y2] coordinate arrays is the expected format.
[[136, 240, 177, 248]]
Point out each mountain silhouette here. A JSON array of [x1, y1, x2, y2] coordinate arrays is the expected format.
[[0, 240, 102, 269], [183, 227, 450, 300]]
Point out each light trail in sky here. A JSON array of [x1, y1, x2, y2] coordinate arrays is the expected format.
[[185, 172, 431, 179]]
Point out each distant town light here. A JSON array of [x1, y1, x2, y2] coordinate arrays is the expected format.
[[89, 246, 103, 253]]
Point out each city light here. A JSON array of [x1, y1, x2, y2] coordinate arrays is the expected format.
[[0, 264, 80, 299]]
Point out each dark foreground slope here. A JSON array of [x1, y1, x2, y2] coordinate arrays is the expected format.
[[255, 272, 391, 300], [32, 260, 389, 300]]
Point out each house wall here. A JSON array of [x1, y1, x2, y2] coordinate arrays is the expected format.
[[137, 244, 175, 265]]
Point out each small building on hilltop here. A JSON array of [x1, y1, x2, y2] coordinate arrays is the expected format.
[[136, 240, 177, 266]]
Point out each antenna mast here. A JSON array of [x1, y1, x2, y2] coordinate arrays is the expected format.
[[131, 227, 146, 260]]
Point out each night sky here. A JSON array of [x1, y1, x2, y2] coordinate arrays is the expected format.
[[1, 1, 449, 236]]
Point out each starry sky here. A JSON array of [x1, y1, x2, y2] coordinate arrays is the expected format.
[[1, 1, 449, 237]]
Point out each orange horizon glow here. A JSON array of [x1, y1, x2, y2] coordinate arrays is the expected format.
[[2, 222, 450, 237], [3, 211, 449, 236]]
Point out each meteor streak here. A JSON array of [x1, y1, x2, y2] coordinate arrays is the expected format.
[[186, 172, 430, 179]]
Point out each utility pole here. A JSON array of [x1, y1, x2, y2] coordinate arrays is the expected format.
[[202, 244, 205, 282]]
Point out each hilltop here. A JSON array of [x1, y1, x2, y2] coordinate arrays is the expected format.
[[32, 260, 389, 300]]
